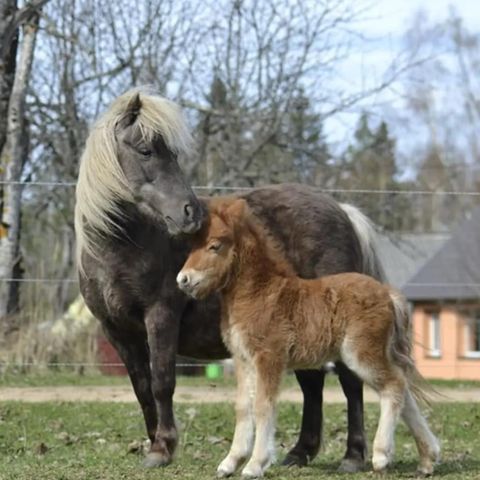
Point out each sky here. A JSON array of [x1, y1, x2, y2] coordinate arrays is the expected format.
[[324, 0, 480, 153], [360, 0, 480, 34]]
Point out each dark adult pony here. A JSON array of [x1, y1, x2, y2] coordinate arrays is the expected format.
[[75, 88, 385, 472]]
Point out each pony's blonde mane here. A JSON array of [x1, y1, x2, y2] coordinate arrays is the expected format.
[[75, 87, 193, 271]]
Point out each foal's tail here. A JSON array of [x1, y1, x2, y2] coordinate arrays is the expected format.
[[389, 290, 437, 406]]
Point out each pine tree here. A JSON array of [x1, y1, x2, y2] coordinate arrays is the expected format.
[[340, 114, 414, 231]]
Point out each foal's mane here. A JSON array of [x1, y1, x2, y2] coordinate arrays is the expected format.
[[75, 87, 193, 271], [211, 197, 296, 279]]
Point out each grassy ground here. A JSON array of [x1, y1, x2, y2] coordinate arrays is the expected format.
[[0, 401, 478, 480]]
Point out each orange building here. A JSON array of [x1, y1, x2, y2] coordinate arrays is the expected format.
[[403, 208, 480, 380]]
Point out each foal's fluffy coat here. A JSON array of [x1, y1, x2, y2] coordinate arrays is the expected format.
[[177, 198, 440, 477]]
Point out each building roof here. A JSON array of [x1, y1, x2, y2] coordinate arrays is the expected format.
[[402, 206, 480, 302], [376, 233, 449, 289]]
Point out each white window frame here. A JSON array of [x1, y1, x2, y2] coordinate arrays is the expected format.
[[428, 311, 441, 358], [464, 311, 480, 359]]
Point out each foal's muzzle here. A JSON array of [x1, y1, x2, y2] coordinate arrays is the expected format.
[[176, 269, 209, 299]]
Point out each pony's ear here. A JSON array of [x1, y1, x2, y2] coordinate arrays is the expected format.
[[117, 93, 142, 129], [127, 93, 142, 116]]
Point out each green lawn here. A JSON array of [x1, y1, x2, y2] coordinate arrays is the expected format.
[[0, 402, 478, 479]]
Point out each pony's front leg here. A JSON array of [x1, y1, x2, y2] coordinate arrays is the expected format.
[[217, 356, 255, 477], [336, 362, 368, 472], [102, 326, 158, 447], [282, 369, 325, 466], [242, 356, 283, 479], [144, 301, 182, 467]]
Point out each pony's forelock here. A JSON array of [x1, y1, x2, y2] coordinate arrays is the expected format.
[[75, 88, 194, 272]]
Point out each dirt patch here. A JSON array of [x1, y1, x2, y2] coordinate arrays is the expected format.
[[0, 385, 478, 403]]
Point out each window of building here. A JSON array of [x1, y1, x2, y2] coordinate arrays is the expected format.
[[428, 312, 441, 358], [464, 310, 480, 358]]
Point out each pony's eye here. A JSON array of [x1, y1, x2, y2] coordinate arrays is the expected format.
[[139, 149, 152, 157], [208, 242, 221, 253]]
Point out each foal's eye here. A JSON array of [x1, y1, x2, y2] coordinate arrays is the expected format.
[[208, 242, 221, 253]]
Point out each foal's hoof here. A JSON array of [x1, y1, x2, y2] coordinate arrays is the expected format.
[[241, 463, 264, 478], [281, 451, 308, 467], [415, 469, 433, 478], [372, 452, 389, 473], [142, 451, 171, 468], [217, 456, 238, 477], [338, 457, 366, 473]]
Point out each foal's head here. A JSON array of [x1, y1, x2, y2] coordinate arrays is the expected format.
[[176, 199, 247, 299]]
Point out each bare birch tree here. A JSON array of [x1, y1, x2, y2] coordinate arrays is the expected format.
[[0, 0, 47, 338]]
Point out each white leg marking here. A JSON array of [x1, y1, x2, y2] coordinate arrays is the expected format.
[[402, 389, 440, 475], [372, 388, 404, 472], [217, 358, 255, 477], [241, 363, 280, 478]]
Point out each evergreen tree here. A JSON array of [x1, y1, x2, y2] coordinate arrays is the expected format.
[[249, 88, 331, 185], [340, 114, 414, 231]]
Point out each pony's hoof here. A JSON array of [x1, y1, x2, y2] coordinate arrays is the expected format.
[[142, 451, 171, 468], [281, 451, 308, 467], [242, 462, 264, 478], [338, 457, 366, 473]]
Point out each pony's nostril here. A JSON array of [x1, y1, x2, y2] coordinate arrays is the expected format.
[[184, 203, 194, 220]]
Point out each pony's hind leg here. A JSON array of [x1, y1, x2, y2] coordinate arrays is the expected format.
[[217, 357, 255, 477], [402, 389, 440, 476], [242, 356, 283, 479]]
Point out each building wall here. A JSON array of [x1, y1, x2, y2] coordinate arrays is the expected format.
[[412, 304, 480, 380]]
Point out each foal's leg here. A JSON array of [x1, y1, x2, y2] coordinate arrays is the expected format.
[[282, 369, 325, 466], [372, 378, 406, 472], [242, 357, 283, 479], [144, 302, 182, 467], [335, 362, 367, 472], [402, 389, 440, 475], [217, 357, 255, 477]]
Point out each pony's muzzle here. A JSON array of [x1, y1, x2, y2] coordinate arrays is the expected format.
[[180, 198, 207, 234]]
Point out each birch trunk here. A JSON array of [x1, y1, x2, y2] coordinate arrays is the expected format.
[[0, 0, 19, 157], [0, 13, 39, 331]]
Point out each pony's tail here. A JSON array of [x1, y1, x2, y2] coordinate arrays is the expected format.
[[339, 203, 387, 282], [389, 290, 438, 407]]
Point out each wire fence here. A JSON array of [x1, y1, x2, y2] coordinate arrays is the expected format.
[[1, 278, 480, 288], [3, 178, 480, 196], [1, 178, 479, 289], [1, 178, 479, 373], [0, 362, 222, 368]]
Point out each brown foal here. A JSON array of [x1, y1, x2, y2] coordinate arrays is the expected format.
[[177, 197, 440, 478]]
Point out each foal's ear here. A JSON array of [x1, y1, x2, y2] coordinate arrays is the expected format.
[[226, 198, 248, 225], [118, 93, 142, 129]]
